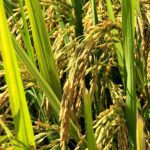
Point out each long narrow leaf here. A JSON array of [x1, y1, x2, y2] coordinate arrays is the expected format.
[[106, 0, 124, 79], [122, 0, 137, 148], [0, 1, 35, 149], [71, 0, 83, 37], [18, 0, 35, 63], [25, 0, 61, 99], [91, 0, 98, 25], [12, 37, 60, 116], [83, 89, 97, 150]]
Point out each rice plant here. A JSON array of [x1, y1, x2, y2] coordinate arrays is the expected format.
[[0, 0, 150, 149]]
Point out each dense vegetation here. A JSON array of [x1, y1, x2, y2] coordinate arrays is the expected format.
[[0, 0, 150, 149]]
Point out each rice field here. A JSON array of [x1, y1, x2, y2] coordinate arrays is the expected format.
[[0, 0, 150, 149]]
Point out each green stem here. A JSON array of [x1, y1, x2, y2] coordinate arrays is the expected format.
[[91, 0, 98, 25], [122, 0, 137, 149], [105, 0, 124, 80], [83, 89, 97, 150], [71, 0, 83, 37]]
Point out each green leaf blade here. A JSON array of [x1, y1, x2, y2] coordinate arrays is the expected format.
[[0, 1, 35, 149], [83, 89, 97, 150], [25, 0, 62, 99]]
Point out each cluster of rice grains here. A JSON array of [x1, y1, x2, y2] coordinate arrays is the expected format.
[[93, 106, 127, 150], [136, 2, 150, 148], [45, 0, 76, 78], [59, 23, 122, 150], [143, 1, 150, 94], [93, 81, 127, 150], [46, 0, 125, 149], [136, 0, 150, 95]]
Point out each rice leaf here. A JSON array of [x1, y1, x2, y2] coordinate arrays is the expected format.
[[91, 0, 98, 25], [25, 0, 62, 99], [18, 0, 35, 63], [71, 0, 83, 37], [122, 0, 137, 148], [0, 1, 35, 149], [106, 0, 124, 79], [83, 89, 97, 150]]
